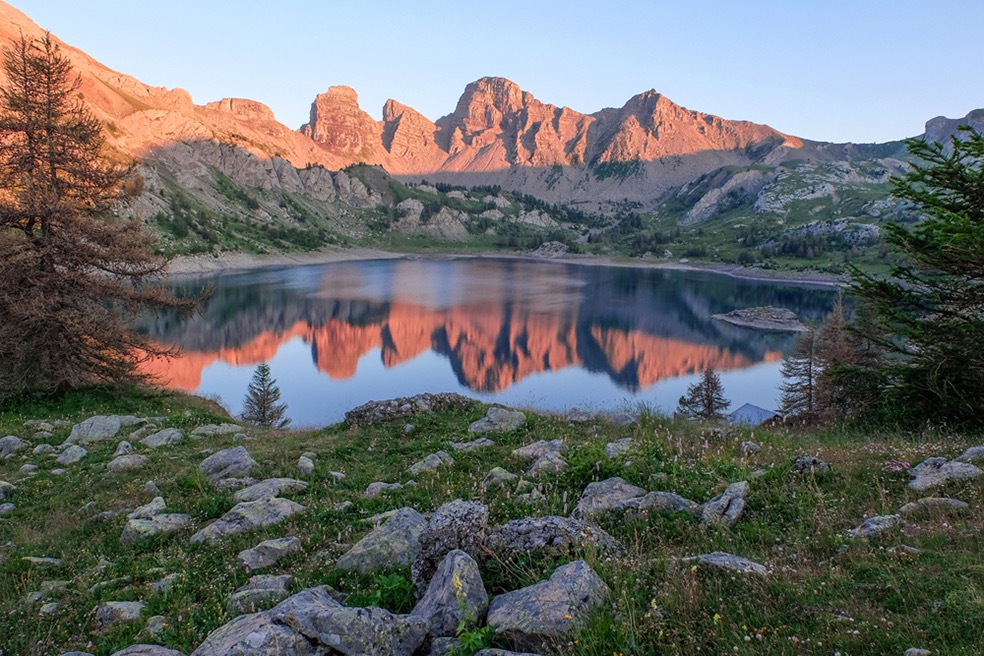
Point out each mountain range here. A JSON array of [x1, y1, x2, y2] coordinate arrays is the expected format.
[[2, 1, 982, 266]]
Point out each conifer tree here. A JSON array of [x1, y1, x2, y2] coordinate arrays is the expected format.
[[241, 363, 290, 428], [779, 327, 818, 418], [677, 366, 730, 420]]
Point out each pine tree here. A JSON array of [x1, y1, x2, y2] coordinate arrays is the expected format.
[[779, 327, 818, 418], [241, 364, 290, 428], [0, 34, 194, 394], [850, 127, 984, 426], [677, 366, 730, 420]]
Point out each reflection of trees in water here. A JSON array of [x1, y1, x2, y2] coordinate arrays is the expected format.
[[144, 260, 837, 391]]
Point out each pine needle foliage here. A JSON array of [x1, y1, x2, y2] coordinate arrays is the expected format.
[[241, 363, 290, 428], [677, 366, 730, 420]]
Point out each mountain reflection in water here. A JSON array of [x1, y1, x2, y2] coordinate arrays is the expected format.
[[141, 258, 837, 425]]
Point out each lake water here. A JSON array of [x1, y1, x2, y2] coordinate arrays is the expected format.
[[142, 258, 839, 426]]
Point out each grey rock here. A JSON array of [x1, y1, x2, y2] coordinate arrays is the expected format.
[[199, 447, 258, 484], [412, 500, 489, 594], [336, 507, 427, 573], [55, 652, 96, 656], [23, 556, 62, 566], [571, 477, 647, 519], [0, 435, 26, 456], [847, 514, 901, 539], [110, 646, 186, 656], [483, 467, 518, 488], [429, 637, 462, 656], [412, 550, 488, 637], [0, 480, 15, 500], [525, 452, 566, 477], [233, 433, 252, 441], [297, 456, 315, 476], [487, 561, 608, 652], [144, 481, 161, 495], [39, 601, 58, 614], [329, 471, 346, 481], [190, 592, 321, 656], [511, 440, 566, 477], [793, 455, 831, 474], [70, 415, 142, 444], [345, 392, 473, 426], [153, 574, 179, 594], [0, 502, 14, 516], [190, 423, 243, 438], [899, 497, 969, 515], [141, 428, 184, 449], [129, 497, 167, 519], [487, 516, 624, 556], [739, 441, 762, 455], [909, 457, 982, 491], [956, 446, 984, 463], [404, 423, 416, 434], [238, 536, 302, 572], [114, 441, 135, 457], [635, 491, 700, 516], [95, 601, 145, 628], [227, 575, 293, 616], [904, 649, 931, 656], [233, 478, 308, 503], [332, 501, 354, 512], [474, 651, 543, 656], [56, 445, 87, 466], [20, 463, 37, 474], [33, 444, 57, 456], [301, 451, 317, 460], [450, 437, 494, 452], [408, 451, 454, 475], [214, 476, 259, 491], [121, 514, 192, 545], [190, 497, 305, 543], [365, 481, 411, 498], [107, 454, 149, 473], [267, 587, 428, 656], [700, 481, 749, 527], [683, 551, 768, 575], [145, 614, 167, 637], [51, 468, 67, 475], [604, 438, 633, 458], [469, 407, 526, 433]]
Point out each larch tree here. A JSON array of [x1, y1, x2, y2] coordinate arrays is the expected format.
[[241, 363, 290, 428], [677, 366, 730, 421], [0, 34, 195, 395], [779, 327, 818, 418]]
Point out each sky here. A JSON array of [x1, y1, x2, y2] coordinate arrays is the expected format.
[[11, 0, 984, 144]]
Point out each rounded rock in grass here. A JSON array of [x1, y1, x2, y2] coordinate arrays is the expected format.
[[335, 507, 427, 574], [238, 536, 303, 572], [468, 406, 526, 433], [297, 455, 315, 476], [55, 444, 87, 466], [110, 645, 186, 656], [94, 601, 145, 628], [198, 446, 258, 485], [107, 454, 148, 473], [0, 435, 26, 457], [412, 500, 489, 595], [189, 497, 305, 543], [411, 549, 488, 638]]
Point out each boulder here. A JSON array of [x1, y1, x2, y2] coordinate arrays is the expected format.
[[846, 514, 901, 539], [140, 428, 184, 449], [700, 481, 748, 527], [469, 407, 526, 433], [408, 451, 454, 475], [0, 435, 26, 457], [487, 516, 624, 556], [297, 456, 315, 476], [107, 454, 149, 473], [909, 457, 982, 491], [0, 480, 14, 501], [956, 446, 984, 463], [190, 592, 322, 656], [487, 561, 607, 652], [0, 503, 14, 516], [412, 550, 488, 637], [95, 601, 145, 628], [190, 498, 305, 543], [56, 445, 87, 466], [110, 646, 186, 656], [227, 575, 294, 616], [121, 514, 192, 545], [335, 507, 427, 573], [268, 587, 428, 656], [635, 491, 700, 516], [114, 441, 135, 457], [365, 481, 413, 498], [739, 441, 762, 456], [129, 497, 167, 520], [482, 467, 519, 488], [511, 440, 566, 477], [450, 437, 494, 452], [683, 552, 769, 576], [70, 415, 142, 444], [571, 477, 647, 519], [899, 497, 970, 515], [190, 424, 243, 438], [33, 444, 57, 456], [238, 536, 303, 572], [604, 438, 633, 458], [412, 500, 489, 594], [233, 478, 309, 503], [792, 455, 831, 474], [199, 447, 258, 484]]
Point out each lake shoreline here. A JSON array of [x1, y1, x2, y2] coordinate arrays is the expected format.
[[165, 246, 846, 287]]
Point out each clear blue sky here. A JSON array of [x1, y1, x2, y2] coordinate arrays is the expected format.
[[12, 0, 984, 143]]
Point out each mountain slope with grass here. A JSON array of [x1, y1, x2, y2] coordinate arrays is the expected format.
[[0, 388, 982, 655]]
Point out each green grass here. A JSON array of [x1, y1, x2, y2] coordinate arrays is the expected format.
[[1, 388, 982, 654]]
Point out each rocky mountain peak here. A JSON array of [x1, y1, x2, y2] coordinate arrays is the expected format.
[[300, 86, 382, 158], [204, 98, 276, 122]]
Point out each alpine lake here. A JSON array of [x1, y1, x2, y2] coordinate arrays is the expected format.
[[143, 257, 839, 426]]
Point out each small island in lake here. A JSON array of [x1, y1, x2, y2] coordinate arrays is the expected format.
[[712, 306, 807, 332]]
